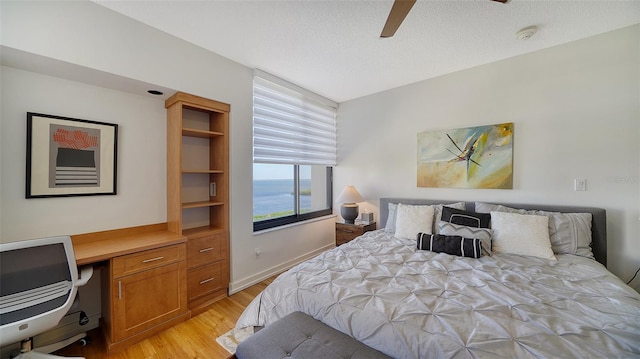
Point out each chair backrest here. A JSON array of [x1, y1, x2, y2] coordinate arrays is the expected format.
[[0, 236, 79, 346]]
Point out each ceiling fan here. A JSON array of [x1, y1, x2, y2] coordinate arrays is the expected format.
[[380, 0, 511, 38]]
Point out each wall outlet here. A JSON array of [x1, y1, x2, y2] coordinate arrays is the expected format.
[[575, 178, 587, 191]]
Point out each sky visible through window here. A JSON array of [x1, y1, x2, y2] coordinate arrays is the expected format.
[[254, 163, 311, 180]]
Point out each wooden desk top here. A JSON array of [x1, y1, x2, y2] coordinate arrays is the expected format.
[[72, 223, 187, 266]]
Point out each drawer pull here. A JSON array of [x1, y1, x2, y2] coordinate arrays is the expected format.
[[199, 247, 215, 253], [142, 256, 164, 263], [199, 277, 215, 285], [118, 281, 122, 300], [342, 230, 354, 233]]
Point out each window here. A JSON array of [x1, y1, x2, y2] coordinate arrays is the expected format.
[[253, 71, 337, 231], [253, 164, 332, 231]]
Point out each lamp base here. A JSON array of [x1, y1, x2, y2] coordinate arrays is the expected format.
[[340, 203, 359, 224]]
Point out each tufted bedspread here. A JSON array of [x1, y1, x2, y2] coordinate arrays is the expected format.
[[236, 230, 640, 358]]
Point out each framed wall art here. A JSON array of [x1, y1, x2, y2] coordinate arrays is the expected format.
[[26, 112, 118, 198], [417, 122, 513, 189]]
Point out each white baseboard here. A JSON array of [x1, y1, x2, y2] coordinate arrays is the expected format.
[[229, 243, 334, 295]]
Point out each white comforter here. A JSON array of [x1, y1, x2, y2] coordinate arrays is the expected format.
[[236, 230, 640, 358]]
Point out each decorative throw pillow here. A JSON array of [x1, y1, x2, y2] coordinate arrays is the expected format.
[[394, 204, 435, 239], [438, 221, 492, 256], [385, 202, 465, 233], [490, 211, 556, 261], [475, 202, 593, 259], [432, 202, 466, 234], [441, 207, 491, 228], [417, 233, 482, 258]]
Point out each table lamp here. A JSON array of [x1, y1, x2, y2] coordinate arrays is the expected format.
[[335, 185, 364, 224]]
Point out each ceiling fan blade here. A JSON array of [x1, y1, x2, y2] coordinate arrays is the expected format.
[[380, 0, 508, 38], [380, 0, 417, 38]]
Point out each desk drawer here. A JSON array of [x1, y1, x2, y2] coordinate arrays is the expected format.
[[112, 244, 186, 278], [187, 234, 224, 269], [188, 262, 223, 299]]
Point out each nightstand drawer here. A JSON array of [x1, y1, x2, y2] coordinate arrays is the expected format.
[[336, 231, 359, 244], [335, 222, 376, 246], [336, 224, 365, 236]]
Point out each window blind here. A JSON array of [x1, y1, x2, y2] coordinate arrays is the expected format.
[[253, 73, 337, 166]]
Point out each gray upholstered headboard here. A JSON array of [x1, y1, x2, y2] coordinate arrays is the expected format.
[[379, 198, 607, 267]]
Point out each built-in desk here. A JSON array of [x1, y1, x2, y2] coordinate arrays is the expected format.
[[72, 223, 190, 353]]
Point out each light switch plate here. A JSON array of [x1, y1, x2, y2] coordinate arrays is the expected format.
[[575, 178, 586, 191]]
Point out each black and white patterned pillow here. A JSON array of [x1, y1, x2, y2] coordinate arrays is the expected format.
[[416, 233, 483, 259], [441, 207, 491, 228], [439, 221, 493, 256]]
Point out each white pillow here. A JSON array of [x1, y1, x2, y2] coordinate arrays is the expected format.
[[476, 202, 593, 259], [490, 211, 556, 261], [385, 202, 465, 233], [394, 204, 435, 239]]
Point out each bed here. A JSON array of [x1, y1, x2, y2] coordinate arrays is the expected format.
[[236, 198, 640, 358]]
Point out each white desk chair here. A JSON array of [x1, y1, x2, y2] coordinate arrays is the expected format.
[[0, 236, 93, 359]]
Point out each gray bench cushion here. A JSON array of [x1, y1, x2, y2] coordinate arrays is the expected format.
[[235, 311, 391, 359]]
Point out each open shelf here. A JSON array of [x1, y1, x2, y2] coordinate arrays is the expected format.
[[182, 170, 224, 174], [182, 128, 224, 138], [182, 201, 225, 209]]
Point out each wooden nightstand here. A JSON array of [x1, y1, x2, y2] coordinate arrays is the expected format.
[[335, 222, 376, 246]]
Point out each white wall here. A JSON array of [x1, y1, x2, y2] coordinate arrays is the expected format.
[[335, 25, 640, 291], [0, 0, 335, 293], [1, 66, 167, 238]]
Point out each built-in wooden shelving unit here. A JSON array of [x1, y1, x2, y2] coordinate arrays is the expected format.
[[165, 92, 230, 315]]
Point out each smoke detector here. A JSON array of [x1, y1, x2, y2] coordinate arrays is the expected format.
[[516, 26, 537, 41]]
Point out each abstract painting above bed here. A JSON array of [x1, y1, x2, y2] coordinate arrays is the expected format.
[[417, 123, 513, 189], [236, 199, 638, 358]]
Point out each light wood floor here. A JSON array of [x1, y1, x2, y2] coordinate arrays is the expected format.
[[55, 277, 274, 359]]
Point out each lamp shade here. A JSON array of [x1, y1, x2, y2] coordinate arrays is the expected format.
[[335, 185, 364, 204]]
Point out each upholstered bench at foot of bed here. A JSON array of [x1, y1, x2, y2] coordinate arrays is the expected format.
[[235, 311, 392, 359]]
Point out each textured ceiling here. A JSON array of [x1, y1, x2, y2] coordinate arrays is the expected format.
[[94, 0, 640, 103]]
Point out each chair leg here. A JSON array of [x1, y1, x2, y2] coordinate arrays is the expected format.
[[15, 351, 84, 359], [19, 338, 34, 354], [13, 337, 85, 359]]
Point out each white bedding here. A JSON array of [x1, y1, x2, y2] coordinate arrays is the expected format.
[[236, 230, 640, 358]]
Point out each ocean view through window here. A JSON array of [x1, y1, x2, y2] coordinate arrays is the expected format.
[[253, 164, 332, 231], [253, 179, 311, 219]]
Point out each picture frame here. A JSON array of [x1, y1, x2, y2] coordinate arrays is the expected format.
[[417, 122, 513, 189], [26, 112, 118, 198]]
